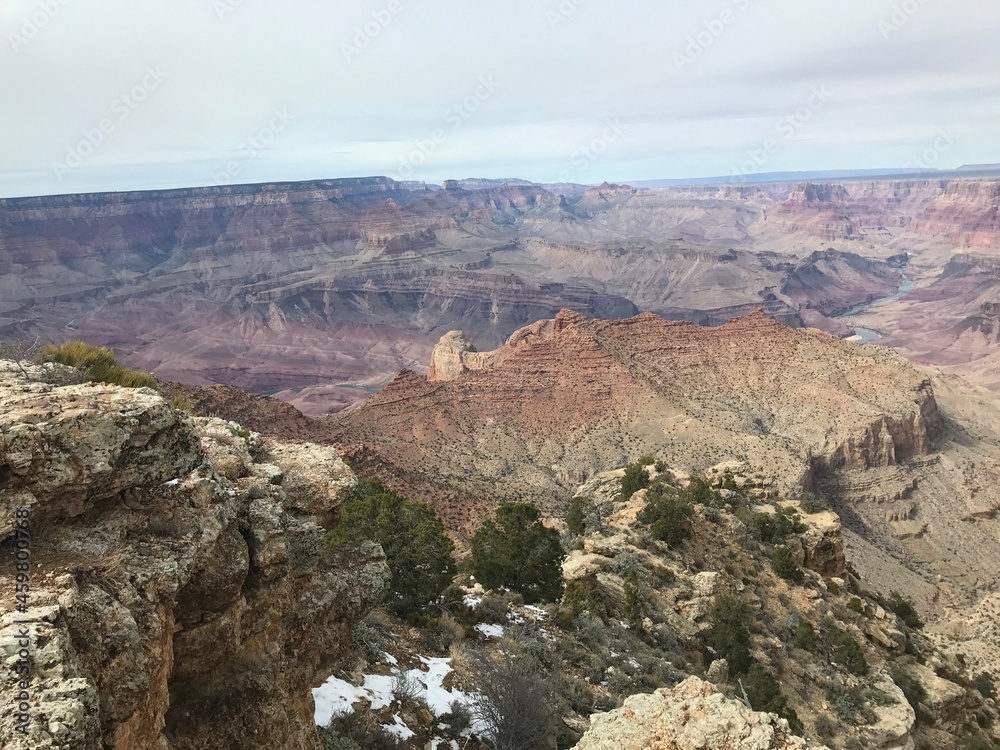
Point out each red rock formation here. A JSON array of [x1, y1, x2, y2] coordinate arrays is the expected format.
[[327, 310, 940, 532]]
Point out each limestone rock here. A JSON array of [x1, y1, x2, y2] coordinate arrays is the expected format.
[[427, 330, 503, 382], [861, 671, 916, 750], [265, 441, 358, 515], [0, 366, 390, 749], [574, 676, 829, 750], [787, 511, 847, 577], [693, 571, 722, 597]]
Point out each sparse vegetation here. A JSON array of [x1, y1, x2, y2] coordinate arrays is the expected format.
[[771, 546, 805, 584], [832, 633, 869, 676], [327, 478, 456, 618], [40, 339, 158, 389], [471, 503, 565, 604], [169, 394, 194, 412], [469, 652, 555, 750], [706, 595, 754, 676], [636, 488, 693, 547], [617, 461, 650, 501]]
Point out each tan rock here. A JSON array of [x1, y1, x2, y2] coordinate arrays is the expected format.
[[0, 367, 389, 749], [862, 671, 916, 750], [265, 441, 357, 515], [575, 676, 829, 750]]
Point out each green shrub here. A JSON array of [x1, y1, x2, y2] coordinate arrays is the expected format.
[[471, 503, 565, 604], [833, 633, 869, 676], [565, 497, 588, 535], [40, 340, 158, 390], [887, 593, 924, 630], [746, 505, 807, 543], [740, 664, 801, 733], [972, 672, 996, 700], [792, 620, 818, 652], [798, 492, 829, 514], [623, 569, 644, 631], [682, 476, 722, 506], [319, 709, 403, 750], [771, 547, 805, 584], [618, 462, 650, 501], [327, 478, 456, 618], [707, 595, 753, 676], [636, 489, 693, 548], [847, 597, 866, 615]]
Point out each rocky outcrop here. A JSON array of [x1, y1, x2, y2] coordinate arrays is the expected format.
[[427, 331, 498, 382], [574, 676, 829, 750], [330, 310, 943, 530], [787, 510, 847, 578], [0, 366, 389, 749]]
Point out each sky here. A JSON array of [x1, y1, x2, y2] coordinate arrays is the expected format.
[[1, 0, 998, 197]]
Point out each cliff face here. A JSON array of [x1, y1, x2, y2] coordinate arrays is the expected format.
[[330, 310, 942, 532], [0, 363, 389, 749]]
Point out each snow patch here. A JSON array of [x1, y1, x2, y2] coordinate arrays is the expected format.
[[313, 656, 478, 726], [475, 623, 504, 639], [384, 714, 414, 741]]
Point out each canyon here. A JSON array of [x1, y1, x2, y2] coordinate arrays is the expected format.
[[5, 175, 1000, 415]]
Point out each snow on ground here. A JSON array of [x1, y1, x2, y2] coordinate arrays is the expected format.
[[313, 655, 478, 730], [385, 714, 415, 741], [313, 676, 363, 726], [475, 623, 504, 639], [463, 594, 482, 608]]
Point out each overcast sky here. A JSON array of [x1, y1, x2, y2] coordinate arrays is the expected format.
[[1, 0, 998, 197]]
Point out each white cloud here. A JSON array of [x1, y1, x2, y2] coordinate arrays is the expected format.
[[1, 0, 998, 196]]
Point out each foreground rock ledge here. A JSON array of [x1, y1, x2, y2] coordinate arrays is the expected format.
[[575, 676, 830, 750], [0, 363, 389, 749]]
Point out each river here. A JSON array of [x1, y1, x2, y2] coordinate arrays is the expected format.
[[836, 274, 914, 343]]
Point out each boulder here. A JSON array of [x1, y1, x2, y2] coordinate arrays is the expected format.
[[575, 676, 829, 750]]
